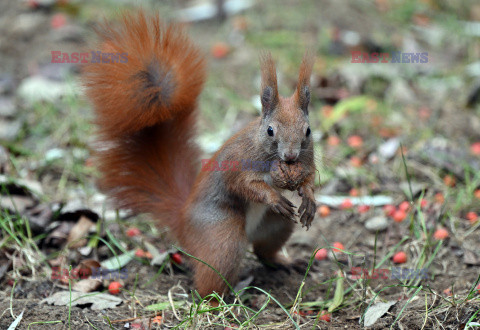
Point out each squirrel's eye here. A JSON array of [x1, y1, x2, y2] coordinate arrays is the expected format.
[[306, 127, 311, 137], [267, 126, 274, 137]]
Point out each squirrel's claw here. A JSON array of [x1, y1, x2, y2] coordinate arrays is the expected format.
[[299, 195, 316, 230], [271, 195, 297, 222]]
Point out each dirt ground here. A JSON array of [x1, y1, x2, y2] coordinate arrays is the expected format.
[[1, 0, 480, 329]]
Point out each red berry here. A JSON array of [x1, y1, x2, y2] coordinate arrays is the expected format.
[[51, 13, 67, 29], [171, 252, 182, 264], [108, 281, 122, 295], [350, 156, 362, 167], [433, 228, 449, 240], [318, 311, 331, 322], [392, 251, 407, 264], [349, 188, 359, 197], [466, 212, 478, 224], [152, 316, 163, 324], [443, 175, 456, 187], [135, 249, 146, 258], [393, 210, 407, 222], [126, 227, 141, 237], [315, 248, 328, 261], [477, 283, 480, 294], [470, 142, 480, 156], [340, 199, 353, 209], [347, 135, 363, 148], [420, 199, 428, 208], [434, 193, 445, 204], [398, 201, 411, 212], [211, 42, 230, 59], [474, 189, 480, 199], [383, 205, 396, 217], [327, 135, 340, 146], [317, 205, 331, 217], [357, 205, 370, 213], [333, 242, 344, 253]]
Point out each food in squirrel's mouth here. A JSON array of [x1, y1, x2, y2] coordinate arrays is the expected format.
[[270, 161, 309, 191]]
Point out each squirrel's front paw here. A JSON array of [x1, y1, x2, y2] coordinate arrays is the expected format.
[[298, 187, 316, 230], [270, 194, 297, 222]]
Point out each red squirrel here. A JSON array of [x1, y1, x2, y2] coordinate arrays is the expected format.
[[83, 11, 316, 297]]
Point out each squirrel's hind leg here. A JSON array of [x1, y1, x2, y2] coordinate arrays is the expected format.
[[185, 216, 247, 298], [251, 210, 295, 268]]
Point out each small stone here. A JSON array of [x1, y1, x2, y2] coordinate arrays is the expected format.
[[365, 216, 389, 232], [378, 138, 400, 160]]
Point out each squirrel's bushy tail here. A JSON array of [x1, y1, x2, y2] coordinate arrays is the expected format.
[[82, 11, 205, 236]]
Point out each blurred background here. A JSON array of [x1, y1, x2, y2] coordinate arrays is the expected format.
[[1, 1, 480, 328], [1, 0, 480, 200]]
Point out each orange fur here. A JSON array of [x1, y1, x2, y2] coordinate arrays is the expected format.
[[82, 11, 205, 237]]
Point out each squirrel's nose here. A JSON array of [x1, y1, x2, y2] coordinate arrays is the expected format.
[[284, 152, 298, 162]]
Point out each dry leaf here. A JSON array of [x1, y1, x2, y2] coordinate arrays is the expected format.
[[464, 250, 480, 266], [0, 195, 35, 213], [41, 291, 122, 310], [67, 216, 95, 248], [363, 301, 396, 327], [72, 279, 102, 293]]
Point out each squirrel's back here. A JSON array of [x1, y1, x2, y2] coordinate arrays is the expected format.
[[82, 11, 206, 235]]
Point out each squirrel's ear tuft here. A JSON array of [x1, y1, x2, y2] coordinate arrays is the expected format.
[[260, 52, 279, 117], [295, 51, 315, 115]]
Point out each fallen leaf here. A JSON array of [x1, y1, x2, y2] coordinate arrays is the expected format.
[[48, 255, 66, 267], [0, 195, 35, 213], [67, 216, 95, 248], [41, 291, 122, 310], [79, 259, 101, 270], [0, 175, 43, 196], [72, 279, 102, 293], [144, 241, 170, 266], [363, 301, 396, 327], [101, 250, 135, 270], [7, 309, 24, 330]]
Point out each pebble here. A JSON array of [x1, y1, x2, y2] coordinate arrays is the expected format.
[[365, 216, 389, 232]]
